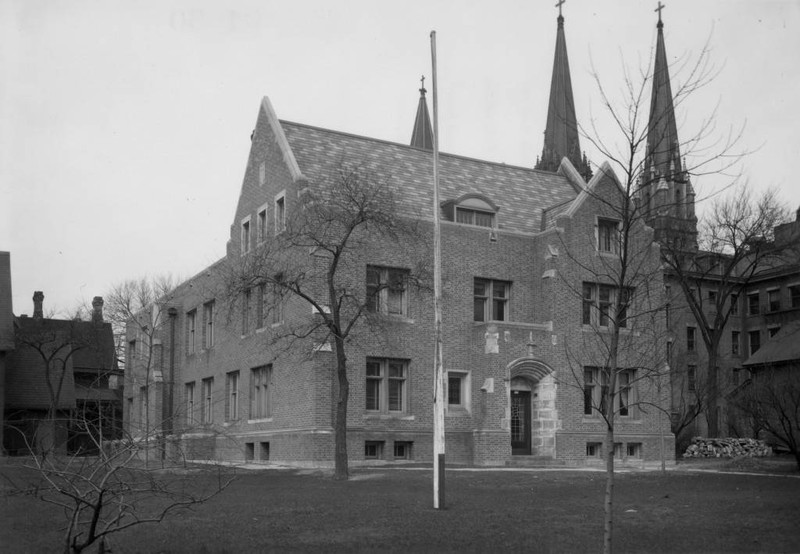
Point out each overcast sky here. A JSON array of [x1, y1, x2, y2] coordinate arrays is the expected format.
[[2, 0, 799, 316]]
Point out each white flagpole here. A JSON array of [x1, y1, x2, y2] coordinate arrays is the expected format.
[[430, 30, 446, 510]]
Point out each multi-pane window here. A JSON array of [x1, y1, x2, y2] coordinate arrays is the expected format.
[[749, 330, 761, 356], [791, 285, 800, 308], [366, 266, 409, 316], [474, 278, 510, 322], [201, 377, 214, 424], [687, 326, 696, 351], [586, 442, 602, 457], [275, 193, 286, 233], [241, 217, 251, 254], [393, 441, 411, 459], [203, 301, 215, 348], [251, 365, 272, 419], [731, 330, 740, 355], [185, 382, 196, 425], [365, 358, 407, 413], [227, 371, 240, 421], [768, 289, 780, 312], [456, 207, 494, 227], [597, 218, 620, 253], [584, 367, 635, 417], [365, 441, 384, 459], [582, 283, 630, 328], [447, 371, 469, 410], [626, 443, 642, 458], [618, 370, 634, 417], [747, 292, 760, 315], [187, 310, 196, 353], [242, 289, 251, 335], [256, 283, 266, 329], [687, 365, 696, 392], [271, 293, 283, 325], [730, 294, 739, 315], [257, 205, 268, 243]]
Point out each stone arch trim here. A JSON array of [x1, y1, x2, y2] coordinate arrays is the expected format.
[[507, 358, 554, 383]]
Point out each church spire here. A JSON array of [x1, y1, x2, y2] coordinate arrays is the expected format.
[[641, 2, 697, 250], [410, 76, 434, 151], [535, 1, 592, 181]]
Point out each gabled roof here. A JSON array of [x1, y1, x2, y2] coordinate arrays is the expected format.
[[743, 321, 800, 368], [541, 160, 619, 229], [410, 84, 434, 151], [278, 117, 577, 234], [15, 317, 118, 373]]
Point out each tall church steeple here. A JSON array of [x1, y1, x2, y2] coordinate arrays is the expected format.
[[535, 1, 592, 181], [410, 76, 434, 151], [640, 3, 697, 250]]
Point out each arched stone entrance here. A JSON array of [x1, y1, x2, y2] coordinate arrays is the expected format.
[[507, 358, 558, 457]]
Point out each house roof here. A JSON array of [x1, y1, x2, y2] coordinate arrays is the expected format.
[[279, 119, 578, 235], [15, 317, 118, 373], [743, 320, 800, 367]]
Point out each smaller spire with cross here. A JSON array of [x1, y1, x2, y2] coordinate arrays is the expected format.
[[655, 1, 665, 27], [555, 0, 565, 17], [419, 75, 426, 95]]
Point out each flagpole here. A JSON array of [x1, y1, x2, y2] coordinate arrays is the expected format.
[[430, 30, 446, 510]]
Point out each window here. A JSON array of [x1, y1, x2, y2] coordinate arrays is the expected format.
[[201, 378, 214, 424], [768, 289, 780, 312], [185, 382, 196, 425], [474, 278, 510, 322], [271, 293, 283, 325], [203, 301, 215, 348], [791, 285, 800, 308], [747, 292, 760, 315], [365, 441, 384, 459], [626, 443, 642, 458], [447, 371, 470, 411], [366, 358, 407, 413], [227, 371, 240, 421], [366, 266, 409, 316], [256, 283, 266, 329], [584, 368, 635, 417], [393, 441, 412, 460], [583, 283, 631, 328], [687, 365, 696, 392], [456, 207, 494, 227], [274, 192, 286, 233], [708, 290, 717, 303], [749, 330, 761, 356], [665, 285, 671, 328], [128, 340, 136, 362], [139, 386, 148, 426], [257, 205, 268, 243], [687, 326, 696, 352], [768, 326, 780, 338], [597, 218, 620, 254], [618, 370, 634, 417], [242, 289, 251, 335], [731, 331, 740, 355], [251, 365, 272, 419], [258, 161, 266, 186], [187, 310, 197, 353], [730, 294, 739, 315], [586, 442, 602, 458], [614, 442, 624, 460], [241, 216, 251, 254]]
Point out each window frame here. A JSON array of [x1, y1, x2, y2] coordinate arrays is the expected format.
[[747, 292, 760, 316], [185, 381, 196, 425], [186, 310, 197, 354], [687, 365, 696, 392], [203, 301, 215, 349], [257, 203, 268, 244], [250, 365, 272, 420], [686, 326, 696, 352], [731, 330, 740, 355], [226, 371, 240, 421], [242, 289, 251, 335], [201, 377, 214, 425], [582, 283, 631, 328], [446, 370, 471, 413], [365, 358, 408, 414], [366, 265, 410, 317], [274, 190, 286, 234], [730, 294, 739, 315], [473, 278, 511, 322], [597, 218, 620, 254], [790, 285, 800, 309], [241, 215, 251, 255], [749, 330, 761, 356], [767, 288, 781, 312], [584, 367, 636, 418]]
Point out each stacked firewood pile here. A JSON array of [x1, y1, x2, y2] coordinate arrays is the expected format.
[[682, 437, 773, 458]]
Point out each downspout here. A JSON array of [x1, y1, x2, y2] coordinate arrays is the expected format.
[[163, 308, 178, 460]]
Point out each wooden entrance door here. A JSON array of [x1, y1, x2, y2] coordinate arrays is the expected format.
[[511, 390, 532, 455]]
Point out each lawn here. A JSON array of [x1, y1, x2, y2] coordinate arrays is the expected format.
[[2, 462, 800, 553]]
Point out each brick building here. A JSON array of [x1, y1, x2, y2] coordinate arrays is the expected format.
[[123, 10, 677, 467]]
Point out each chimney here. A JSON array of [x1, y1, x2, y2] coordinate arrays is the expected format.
[[33, 291, 44, 319], [92, 296, 104, 324]]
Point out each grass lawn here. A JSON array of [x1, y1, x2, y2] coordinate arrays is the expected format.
[[2, 461, 799, 553]]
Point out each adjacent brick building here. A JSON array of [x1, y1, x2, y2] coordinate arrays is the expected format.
[[123, 11, 676, 467]]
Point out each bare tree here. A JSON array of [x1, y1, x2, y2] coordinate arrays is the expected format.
[[662, 186, 789, 438], [105, 276, 175, 468], [225, 161, 426, 480]]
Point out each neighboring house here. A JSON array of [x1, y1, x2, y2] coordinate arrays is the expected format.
[[123, 10, 675, 468], [3, 290, 122, 455]]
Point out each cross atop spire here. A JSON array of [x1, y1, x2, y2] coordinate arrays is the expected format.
[[555, 0, 565, 17], [655, 1, 665, 28], [410, 76, 434, 150], [420, 75, 426, 93]]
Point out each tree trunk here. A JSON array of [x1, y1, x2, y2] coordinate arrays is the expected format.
[[706, 349, 719, 437], [333, 335, 349, 480], [604, 424, 614, 554]]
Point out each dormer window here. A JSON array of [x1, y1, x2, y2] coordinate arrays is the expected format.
[[443, 194, 498, 228]]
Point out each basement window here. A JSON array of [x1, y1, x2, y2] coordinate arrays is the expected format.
[[365, 441, 384, 459]]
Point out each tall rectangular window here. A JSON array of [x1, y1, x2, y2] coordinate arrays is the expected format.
[[241, 217, 251, 254], [275, 192, 286, 233], [257, 205, 268, 243], [618, 370, 634, 417], [582, 283, 631, 328], [242, 289, 251, 335], [731, 330, 740, 355], [251, 365, 272, 419], [203, 301, 215, 348], [365, 358, 408, 413], [270, 291, 283, 325], [187, 310, 196, 353], [256, 283, 266, 329], [597, 218, 620, 253], [227, 371, 239, 421], [583, 367, 608, 416], [748, 292, 760, 315], [687, 365, 696, 392], [730, 294, 739, 315], [474, 278, 510, 322], [749, 330, 761, 356], [768, 289, 780, 312], [687, 326, 696, 352], [201, 378, 214, 424], [185, 382, 196, 425], [791, 285, 800, 308], [366, 266, 409, 316]]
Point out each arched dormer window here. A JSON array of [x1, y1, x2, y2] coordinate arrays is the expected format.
[[441, 194, 498, 228]]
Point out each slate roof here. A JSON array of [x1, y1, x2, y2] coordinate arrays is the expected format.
[[743, 320, 800, 368], [280, 121, 578, 235], [15, 317, 118, 373]]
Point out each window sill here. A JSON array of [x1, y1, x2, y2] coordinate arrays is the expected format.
[[581, 325, 637, 336], [446, 407, 471, 416], [256, 327, 267, 334], [473, 321, 553, 331], [247, 417, 273, 424], [364, 413, 415, 421]]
